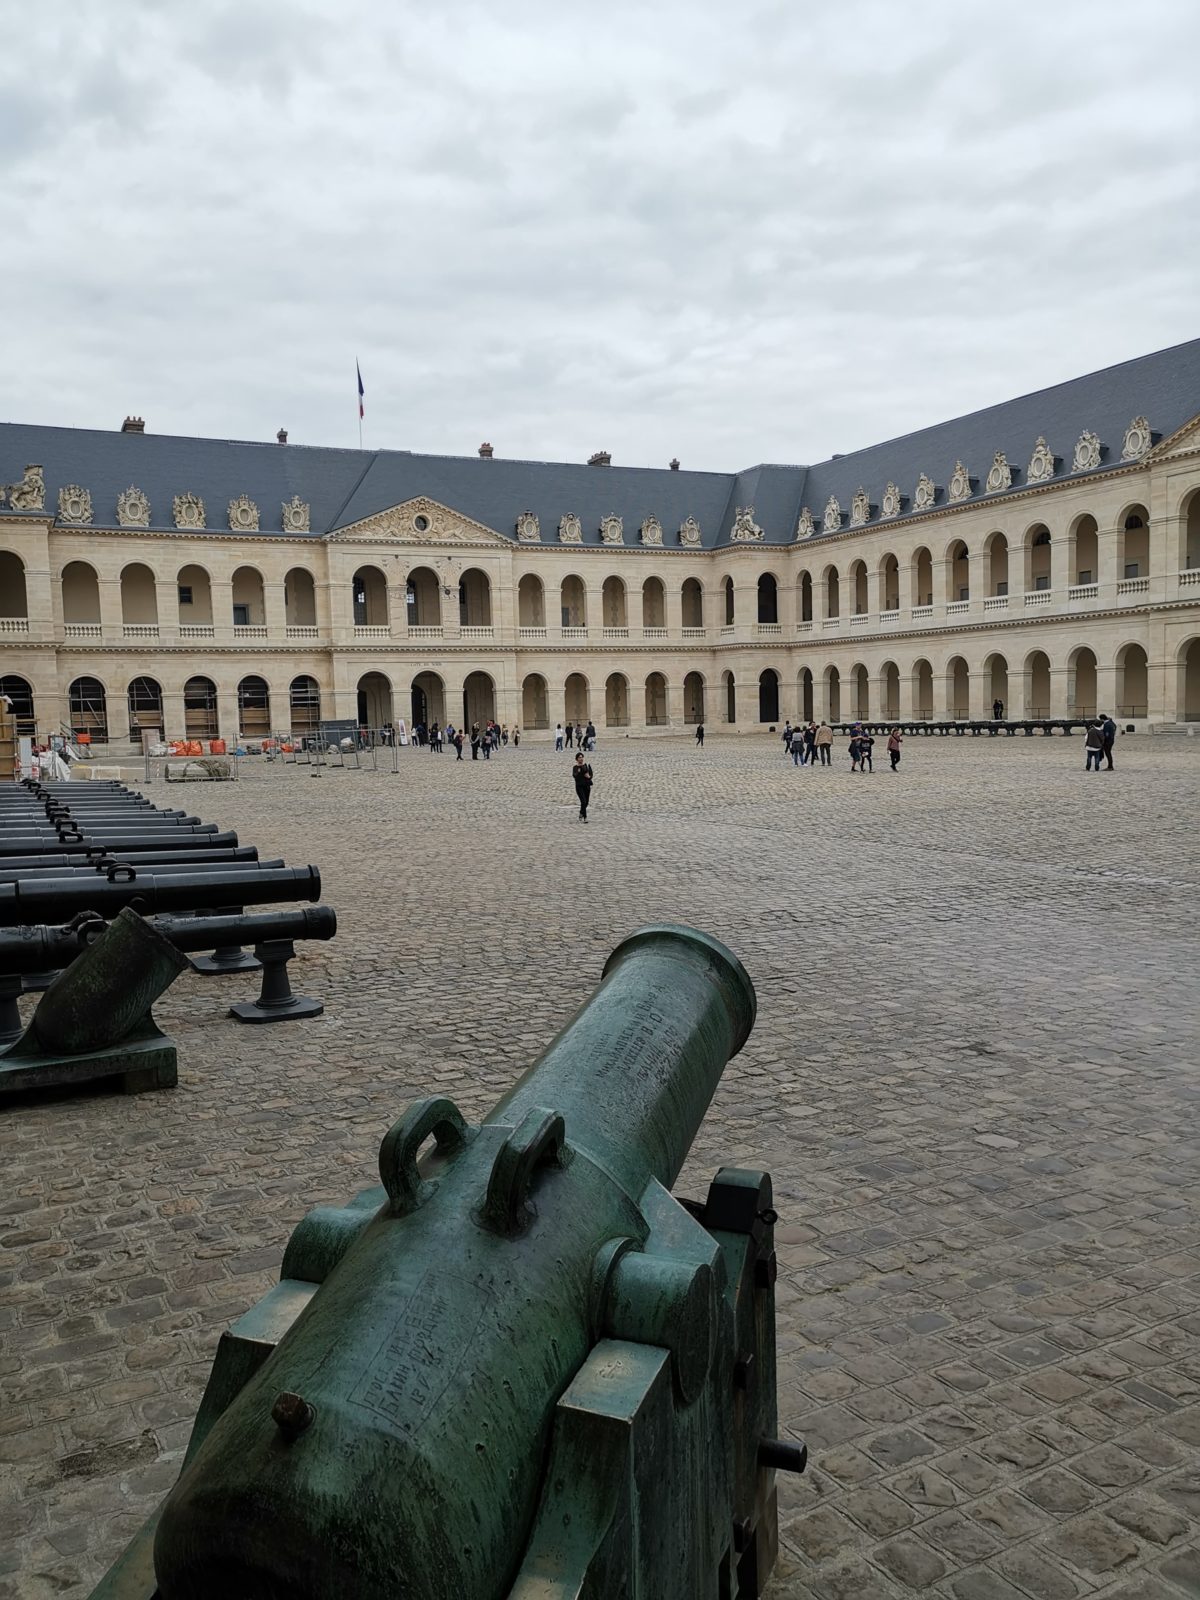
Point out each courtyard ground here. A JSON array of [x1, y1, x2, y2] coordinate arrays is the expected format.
[[2, 730, 1199, 1599]]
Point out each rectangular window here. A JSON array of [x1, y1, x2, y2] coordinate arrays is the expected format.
[[1077, 570, 1093, 586], [1035, 575, 1050, 591], [178, 585, 193, 605], [1124, 562, 1139, 579], [958, 586, 969, 601], [233, 603, 250, 626], [996, 581, 1008, 596]]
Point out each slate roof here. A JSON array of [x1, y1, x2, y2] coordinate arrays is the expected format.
[[2, 336, 1197, 550]]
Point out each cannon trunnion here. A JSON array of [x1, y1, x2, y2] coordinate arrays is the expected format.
[[91, 925, 803, 1600]]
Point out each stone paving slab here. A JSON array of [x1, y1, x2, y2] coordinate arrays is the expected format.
[[1, 733, 1198, 1598]]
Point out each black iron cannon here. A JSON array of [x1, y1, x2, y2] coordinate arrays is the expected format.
[[91, 924, 803, 1600], [0, 827, 238, 857], [0, 865, 321, 926]]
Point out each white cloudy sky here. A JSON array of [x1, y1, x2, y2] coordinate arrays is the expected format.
[[3, 0, 1198, 470]]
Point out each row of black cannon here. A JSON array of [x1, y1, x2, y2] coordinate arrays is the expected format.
[[830, 717, 1104, 737], [0, 779, 336, 1096]]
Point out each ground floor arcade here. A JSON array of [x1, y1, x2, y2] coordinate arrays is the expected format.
[[2, 619, 1198, 747]]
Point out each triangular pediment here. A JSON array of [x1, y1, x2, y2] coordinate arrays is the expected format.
[[330, 497, 510, 545], [1150, 411, 1200, 461]]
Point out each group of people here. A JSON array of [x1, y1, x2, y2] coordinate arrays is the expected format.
[[555, 721, 597, 752], [412, 720, 519, 759], [1084, 714, 1118, 771], [781, 721, 904, 772]]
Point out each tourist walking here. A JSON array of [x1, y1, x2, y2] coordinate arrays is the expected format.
[[803, 722, 817, 767], [790, 731, 804, 766], [1084, 720, 1104, 771], [585, 720, 596, 752], [860, 731, 875, 772], [470, 723, 481, 760], [430, 722, 442, 753], [815, 721, 833, 766], [564, 722, 575, 751], [454, 730, 464, 760], [482, 727, 492, 759], [695, 722, 705, 747], [572, 752, 594, 822], [1100, 711, 1116, 770], [513, 727, 520, 748], [887, 727, 902, 770], [782, 722, 794, 756], [848, 731, 861, 772], [555, 722, 564, 751], [993, 697, 1004, 720]]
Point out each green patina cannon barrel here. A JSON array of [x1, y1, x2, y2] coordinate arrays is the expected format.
[[152, 924, 755, 1600]]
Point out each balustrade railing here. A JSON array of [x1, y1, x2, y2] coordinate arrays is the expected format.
[[517, 626, 547, 641], [407, 624, 444, 640], [1067, 583, 1099, 601], [878, 609, 900, 623], [63, 622, 102, 639], [286, 625, 320, 639], [1023, 590, 1053, 607], [353, 624, 391, 640], [1116, 577, 1149, 596], [178, 624, 216, 639], [460, 625, 494, 640], [0, 617, 30, 634], [982, 596, 1008, 613], [911, 605, 933, 620], [123, 623, 160, 639], [945, 600, 969, 617]]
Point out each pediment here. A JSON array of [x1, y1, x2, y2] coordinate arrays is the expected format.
[[330, 496, 510, 545], [1151, 411, 1200, 461]]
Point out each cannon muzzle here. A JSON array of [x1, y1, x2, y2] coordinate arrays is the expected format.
[[153, 925, 755, 1600]]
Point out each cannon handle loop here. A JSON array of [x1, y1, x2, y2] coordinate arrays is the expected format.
[[379, 1097, 469, 1216], [106, 863, 137, 883], [479, 1106, 566, 1236]]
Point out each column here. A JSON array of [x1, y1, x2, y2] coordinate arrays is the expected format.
[[893, 561, 910, 617], [162, 689, 185, 743], [1096, 520, 1119, 607], [896, 669, 913, 720], [931, 664, 951, 720], [263, 579, 287, 640], [1053, 532, 1074, 593], [155, 576, 176, 641], [1049, 667, 1070, 718], [1007, 665, 1027, 720], [931, 556, 950, 615], [212, 576, 234, 642], [99, 574, 123, 641], [1094, 664, 1118, 719], [968, 669, 988, 721], [665, 678, 683, 727]]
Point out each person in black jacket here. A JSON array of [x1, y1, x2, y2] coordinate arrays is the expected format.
[[573, 753, 594, 822]]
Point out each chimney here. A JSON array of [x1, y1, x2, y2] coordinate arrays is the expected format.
[[669, 457, 680, 471], [478, 442, 493, 459], [587, 450, 611, 467], [121, 416, 145, 434], [277, 428, 288, 444]]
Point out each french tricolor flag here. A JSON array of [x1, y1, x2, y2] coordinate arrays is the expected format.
[[356, 361, 365, 420]]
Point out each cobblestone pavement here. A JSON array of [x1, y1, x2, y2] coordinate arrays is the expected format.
[[3, 731, 1199, 1600]]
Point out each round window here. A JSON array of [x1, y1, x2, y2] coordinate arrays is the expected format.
[[413, 513, 430, 533]]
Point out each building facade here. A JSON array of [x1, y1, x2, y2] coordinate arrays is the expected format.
[[2, 341, 1200, 748]]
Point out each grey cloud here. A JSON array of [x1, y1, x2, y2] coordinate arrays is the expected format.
[[1, 0, 1197, 471]]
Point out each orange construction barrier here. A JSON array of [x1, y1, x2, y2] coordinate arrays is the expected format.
[[209, 739, 227, 755]]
